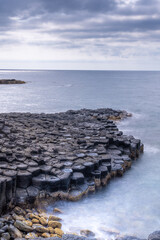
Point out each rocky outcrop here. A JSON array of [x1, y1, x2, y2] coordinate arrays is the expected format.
[[0, 206, 97, 239], [0, 108, 143, 215], [0, 79, 25, 84], [0, 204, 159, 240], [15, 235, 96, 240], [148, 231, 160, 240]]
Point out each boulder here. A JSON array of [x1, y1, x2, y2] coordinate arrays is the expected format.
[[33, 224, 49, 233], [27, 186, 39, 202], [14, 220, 33, 232], [48, 215, 62, 221], [13, 206, 26, 216], [8, 225, 22, 238], [80, 229, 95, 237], [55, 228, 64, 237], [16, 188, 28, 203], [48, 220, 62, 229], [1, 232, 10, 240]]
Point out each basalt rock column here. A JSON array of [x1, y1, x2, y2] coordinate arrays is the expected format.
[[0, 108, 143, 213]]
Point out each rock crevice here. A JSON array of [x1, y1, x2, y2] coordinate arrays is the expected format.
[[0, 108, 143, 214]]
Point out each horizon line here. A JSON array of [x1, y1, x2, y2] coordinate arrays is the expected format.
[[0, 68, 160, 72]]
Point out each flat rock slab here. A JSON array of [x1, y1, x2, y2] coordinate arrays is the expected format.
[[0, 79, 25, 84]]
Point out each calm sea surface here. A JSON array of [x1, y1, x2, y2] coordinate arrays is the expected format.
[[0, 70, 160, 239]]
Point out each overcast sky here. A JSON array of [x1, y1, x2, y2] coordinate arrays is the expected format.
[[0, 0, 160, 70]]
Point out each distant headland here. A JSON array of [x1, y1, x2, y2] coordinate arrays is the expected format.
[[0, 79, 26, 84]]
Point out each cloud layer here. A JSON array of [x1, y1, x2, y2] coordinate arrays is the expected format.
[[0, 0, 160, 69]]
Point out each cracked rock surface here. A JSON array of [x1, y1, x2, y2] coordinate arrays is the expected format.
[[0, 108, 143, 215]]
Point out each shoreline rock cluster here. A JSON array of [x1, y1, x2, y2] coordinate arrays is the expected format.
[[0, 108, 145, 239], [0, 205, 159, 240], [0, 79, 26, 84], [0, 206, 66, 239], [0, 108, 143, 211]]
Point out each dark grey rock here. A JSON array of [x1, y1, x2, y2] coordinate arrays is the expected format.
[[16, 188, 28, 204], [148, 231, 160, 240], [71, 172, 85, 185], [116, 236, 145, 240], [15, 234, 96, 240], [27, 186, 39, 202], [1, 232, 10, 240], [32, 174, 46, 190], [46, 175, 61, 192], [8, 225, 22, 238], [0, 108, 142, 213], [17, 171, 32, 188]]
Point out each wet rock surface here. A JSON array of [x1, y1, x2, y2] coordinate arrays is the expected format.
[[0, 108, 144, 214], [0, 79, 26, 84], [15, 235, 96, 240], [0, 206, 97, 239]]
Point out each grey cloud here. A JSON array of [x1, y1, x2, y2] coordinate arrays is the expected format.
[[40, 0, 116, 13], [0, 0, 160, 57]]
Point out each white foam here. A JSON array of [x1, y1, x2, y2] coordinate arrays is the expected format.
[[132, 112, 145, 120], [145, 144, 160, 154]]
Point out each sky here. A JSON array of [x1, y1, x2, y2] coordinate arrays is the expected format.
[[0, 0, 160, 70]]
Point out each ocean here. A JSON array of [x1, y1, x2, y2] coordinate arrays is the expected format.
[[0, 69, 160, 238]]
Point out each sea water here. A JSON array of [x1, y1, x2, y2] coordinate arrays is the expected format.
[[0, 70, 160, 238]]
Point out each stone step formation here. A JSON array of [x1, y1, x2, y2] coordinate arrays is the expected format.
[[0, 108, 143, 215]]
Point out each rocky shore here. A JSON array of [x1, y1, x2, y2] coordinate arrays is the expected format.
[[0, 205, 159, 240], [0, 79, 26, 84], [0, 108, 146, 239]]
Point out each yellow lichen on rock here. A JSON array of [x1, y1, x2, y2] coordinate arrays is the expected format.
[[54, 228, 64, 237], [41, 232, 51, 238], [47, 227, 55, 234], [38, 212, 48, 219], [23, 220, 33, 227], [53, 208, 63, 213], [29, 213, 39, 220], [12, 214, 25, 221], [50, 234, 59, 237], [48, 220, 62, 229], [33, 224, 49, 233], [39, 217, 48, 226], [14, 206, 26, 216], [25, 232, 38, 239], [49, 215, 62, 221], [32, 218, 39, 224]]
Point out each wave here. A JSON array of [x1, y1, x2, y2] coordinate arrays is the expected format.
[[56, 84, 73, 88], [145, 144, 160, 154], [132, 112, 145, 119]]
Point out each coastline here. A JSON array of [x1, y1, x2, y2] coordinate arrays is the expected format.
[[0, 108, 144, 239]]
